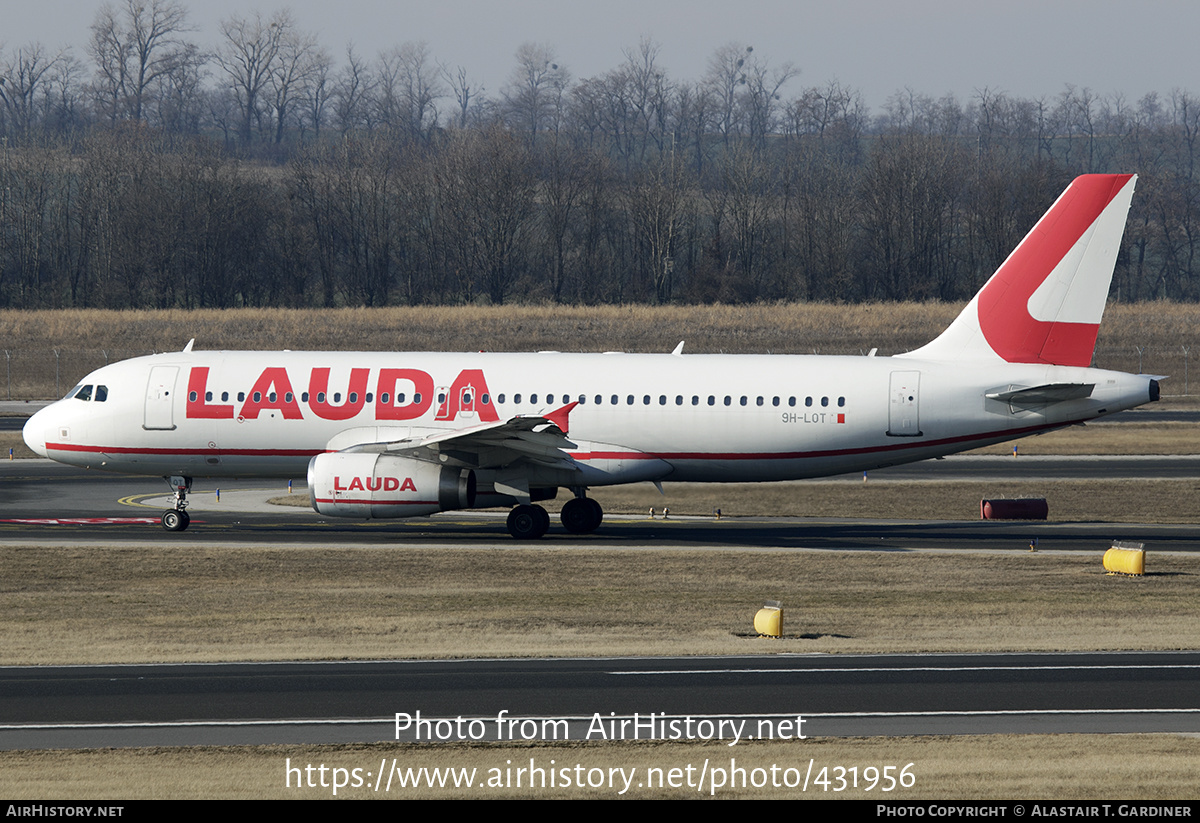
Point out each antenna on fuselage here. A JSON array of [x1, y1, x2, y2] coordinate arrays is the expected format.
[[182, 339, 195, 353], [671, 341, 685, 356]]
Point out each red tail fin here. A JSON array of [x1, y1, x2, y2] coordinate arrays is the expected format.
[[904, 174, 1136, 366]]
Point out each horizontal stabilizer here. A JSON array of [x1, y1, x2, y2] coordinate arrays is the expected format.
[[986, 382, 1095, 409]]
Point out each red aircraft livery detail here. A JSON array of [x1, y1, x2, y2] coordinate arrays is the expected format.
[[185, 366, 498, 424], [334, 476, 418, 492], [976, 174, 1133, 367]]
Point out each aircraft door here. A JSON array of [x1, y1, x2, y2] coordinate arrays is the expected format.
[[144, 366, 179, 430], [887, 370, 922, 437]]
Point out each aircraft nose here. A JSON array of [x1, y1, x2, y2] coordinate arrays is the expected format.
[[22, 406, 50, 457]]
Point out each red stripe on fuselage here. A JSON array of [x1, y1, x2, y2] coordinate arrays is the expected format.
[[44, 419, 1071, 466]]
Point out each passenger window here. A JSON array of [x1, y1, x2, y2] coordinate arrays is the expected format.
[[756, 396, 764, 406], [708, 396, 715, 406], [205, 391, 213, 402], [772, 397, 779, 406], [692, 396, 699, 406], [188, 391, 197, 402], [381, 393, 391, 404], [643, 395, 651, 405], [514, 393, 522, 404], [659, 395, 666, 405], [238, 392, 246, 402], [838, 397, 845, 407], [740, 396, 747, 406], [497, 394, 506, 404], [805, 397, 812, 407], [254, 392, 262, 402], [627, 395, 634, 405], [222, 392, 230, 402], [482, 394, 490, 405], [788, 397, 796, 407], [530, 394, 538, 404], [821, 396, 829, 407], [724, 396, 731, 406]]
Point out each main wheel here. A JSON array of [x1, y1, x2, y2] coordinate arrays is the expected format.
[[560, 497, 602, 534], [161, 509, 190, 532], [507, 504, 548, 540]]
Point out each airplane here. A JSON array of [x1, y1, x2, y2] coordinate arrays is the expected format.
[[23, 173, 1158, 539]]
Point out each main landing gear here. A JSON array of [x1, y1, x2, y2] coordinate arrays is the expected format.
[[161, 475, 192, 532], [506, 494, 604, 540]]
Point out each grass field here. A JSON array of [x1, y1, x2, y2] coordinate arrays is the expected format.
[[4, 544, 1194, 666]]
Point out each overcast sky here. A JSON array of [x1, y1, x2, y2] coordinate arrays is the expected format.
[[4, 0, 1198, 112]]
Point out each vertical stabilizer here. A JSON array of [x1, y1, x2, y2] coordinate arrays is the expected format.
[[903, 174, 1136, 365]]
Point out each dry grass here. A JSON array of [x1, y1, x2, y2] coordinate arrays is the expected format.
[[3, 545, 1195, 666], [2, 736, 1196, 799], [2, 302, 1197, 397]]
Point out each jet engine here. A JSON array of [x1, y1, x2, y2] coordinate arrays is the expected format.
[[307, 452, 476, 519]]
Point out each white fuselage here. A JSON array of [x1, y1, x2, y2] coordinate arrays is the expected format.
[[24, 349, 1157, 486]]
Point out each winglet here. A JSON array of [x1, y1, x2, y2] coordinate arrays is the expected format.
[[543, 401, 579, 434]]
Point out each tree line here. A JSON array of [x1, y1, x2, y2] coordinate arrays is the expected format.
[[2, 0, 1199, 308]]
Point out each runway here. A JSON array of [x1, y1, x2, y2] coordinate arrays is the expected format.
[[4, 652, 1200, 750], [2, 456, 1198, 752], [3, 457, 1200, 551]]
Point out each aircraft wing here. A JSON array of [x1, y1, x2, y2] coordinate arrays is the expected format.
[[336, 402, 580, 472]]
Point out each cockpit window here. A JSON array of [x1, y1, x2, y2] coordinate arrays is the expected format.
[[64, 384, 83, 399], [95, 385, 108, 402], [74, 384, 94, 402]]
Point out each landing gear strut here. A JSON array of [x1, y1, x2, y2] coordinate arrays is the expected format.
[[161, 475, 192, 532], [560, 494, 603, 534]]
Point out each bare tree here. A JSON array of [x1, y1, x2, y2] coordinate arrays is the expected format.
[[375, 42, 444, 139], [444, 64, 483, 129], [331, 44, 373, 136], [0, 42, 68, 139], [87, 0, 197, 125], [215, 9, 290, 143], [266, 24, 322, 144], [502, 42, 570, 141]]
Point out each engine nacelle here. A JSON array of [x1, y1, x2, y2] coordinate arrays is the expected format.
[[307, 452, 476, 519]]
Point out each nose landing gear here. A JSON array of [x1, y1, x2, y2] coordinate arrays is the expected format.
[[161, 475, 192, 532]]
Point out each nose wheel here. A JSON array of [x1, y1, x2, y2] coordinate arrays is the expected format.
[[161, 509, 190, 531], [161, 475, 192, 532]]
